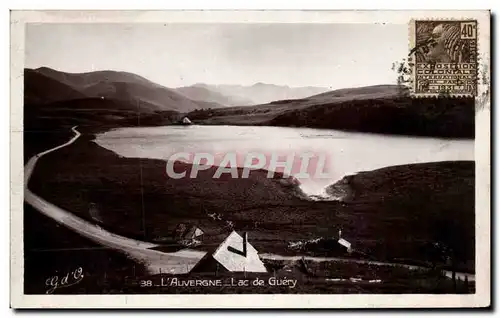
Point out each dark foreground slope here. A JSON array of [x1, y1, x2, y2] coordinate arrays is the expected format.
[[23, 129, 147, 294], [27, 127, 475, 273], [23, 97, 182, 163], [188, 85, 475, 138], [269, 97, 474, 138], [326, 161, 475, 272], [24, 203, 146, 294]]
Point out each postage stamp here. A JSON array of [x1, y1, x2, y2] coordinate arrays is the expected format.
[[409, 19, 478, 97], [10, 10, 490, 309]]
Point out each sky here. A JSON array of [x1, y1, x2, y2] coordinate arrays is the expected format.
[[25, 23, 408, 89]]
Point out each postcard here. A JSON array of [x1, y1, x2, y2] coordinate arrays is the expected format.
[[10, 10, 491, 309]]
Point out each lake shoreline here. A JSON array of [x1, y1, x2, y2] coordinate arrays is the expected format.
[[26, 126, 475, 274], [93, 124, 474, 197], [186, 95, 475, 139]]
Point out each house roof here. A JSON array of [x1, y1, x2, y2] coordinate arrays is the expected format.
[[211, 231, 267, 273], [338, 238, 351, 248], [183, 225, 204, 239]]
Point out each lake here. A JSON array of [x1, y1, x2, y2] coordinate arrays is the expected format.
[[94, 125, 474, 197]]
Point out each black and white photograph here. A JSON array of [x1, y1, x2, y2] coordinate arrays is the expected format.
[[10, 10, 491, 308]]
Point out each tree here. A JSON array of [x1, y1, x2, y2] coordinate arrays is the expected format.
[[174, 223, 187, 241], [431, 218, 469, 292], [391, 58, 412, 97], [477, 57, 490, 112]]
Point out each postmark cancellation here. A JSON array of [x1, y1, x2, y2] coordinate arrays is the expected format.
[[409, 19, 478, 97]]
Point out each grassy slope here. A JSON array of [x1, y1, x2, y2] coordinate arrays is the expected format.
[[327, 162, 475, 272], [27, 67, 221, 112], [268, 97, 475, 138], [23, 130, 147, 294], [188, 85, 475, 138], [24, 98, 182, 136], [24, 69, 87, 105], [27, 130, 475, 273]]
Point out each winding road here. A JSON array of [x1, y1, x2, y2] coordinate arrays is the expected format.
[[24, 126, 206, 274], [24, 126, 475, 282]]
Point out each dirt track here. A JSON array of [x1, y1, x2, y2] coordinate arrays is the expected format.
[[24, 126, 206, 274]]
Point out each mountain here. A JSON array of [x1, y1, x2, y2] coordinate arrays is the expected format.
[[175, 86, 253, 107], [190, 83, 330, 105], [34, 67, 166, 89], [26, 67, 223, 112]]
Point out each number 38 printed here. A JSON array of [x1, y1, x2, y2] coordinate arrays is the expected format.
[[460, 22, 477, 40]]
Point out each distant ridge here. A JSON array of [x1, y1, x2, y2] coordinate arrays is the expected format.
[[175, 85, 254, 107], [181, 83, 330, 106]]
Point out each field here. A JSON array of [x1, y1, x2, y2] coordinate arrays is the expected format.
[[187, 89, 475, 138], [24, 126, 475, 295], [22, 79, 476, 294]]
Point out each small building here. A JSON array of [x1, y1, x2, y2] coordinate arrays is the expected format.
[[338, 238, 352, 253], [183, 225, 204, 241], [176, 224, 204, 247], [181, 117, 193, 125], [191, 231, 267, 273], [88, 202, 103, 224], [337, 229, 353, 253]]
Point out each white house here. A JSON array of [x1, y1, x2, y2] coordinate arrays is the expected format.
[[177, 225, 205, 247], [191, 231, 267, 273], [183, 226, 204, 241], [337, 229, 353, 253]]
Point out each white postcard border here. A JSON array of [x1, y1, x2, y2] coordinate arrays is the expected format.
[[10, 10, 491, 309]]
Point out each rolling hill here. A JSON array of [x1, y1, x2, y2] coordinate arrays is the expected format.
[[187, 84, 475, 138], [25, 67, 223, 113], [308, 84, 401, 101], [24, 69, 87, 105]]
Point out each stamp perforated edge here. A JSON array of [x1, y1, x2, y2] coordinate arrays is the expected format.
[[408, 17, 480, 98]]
